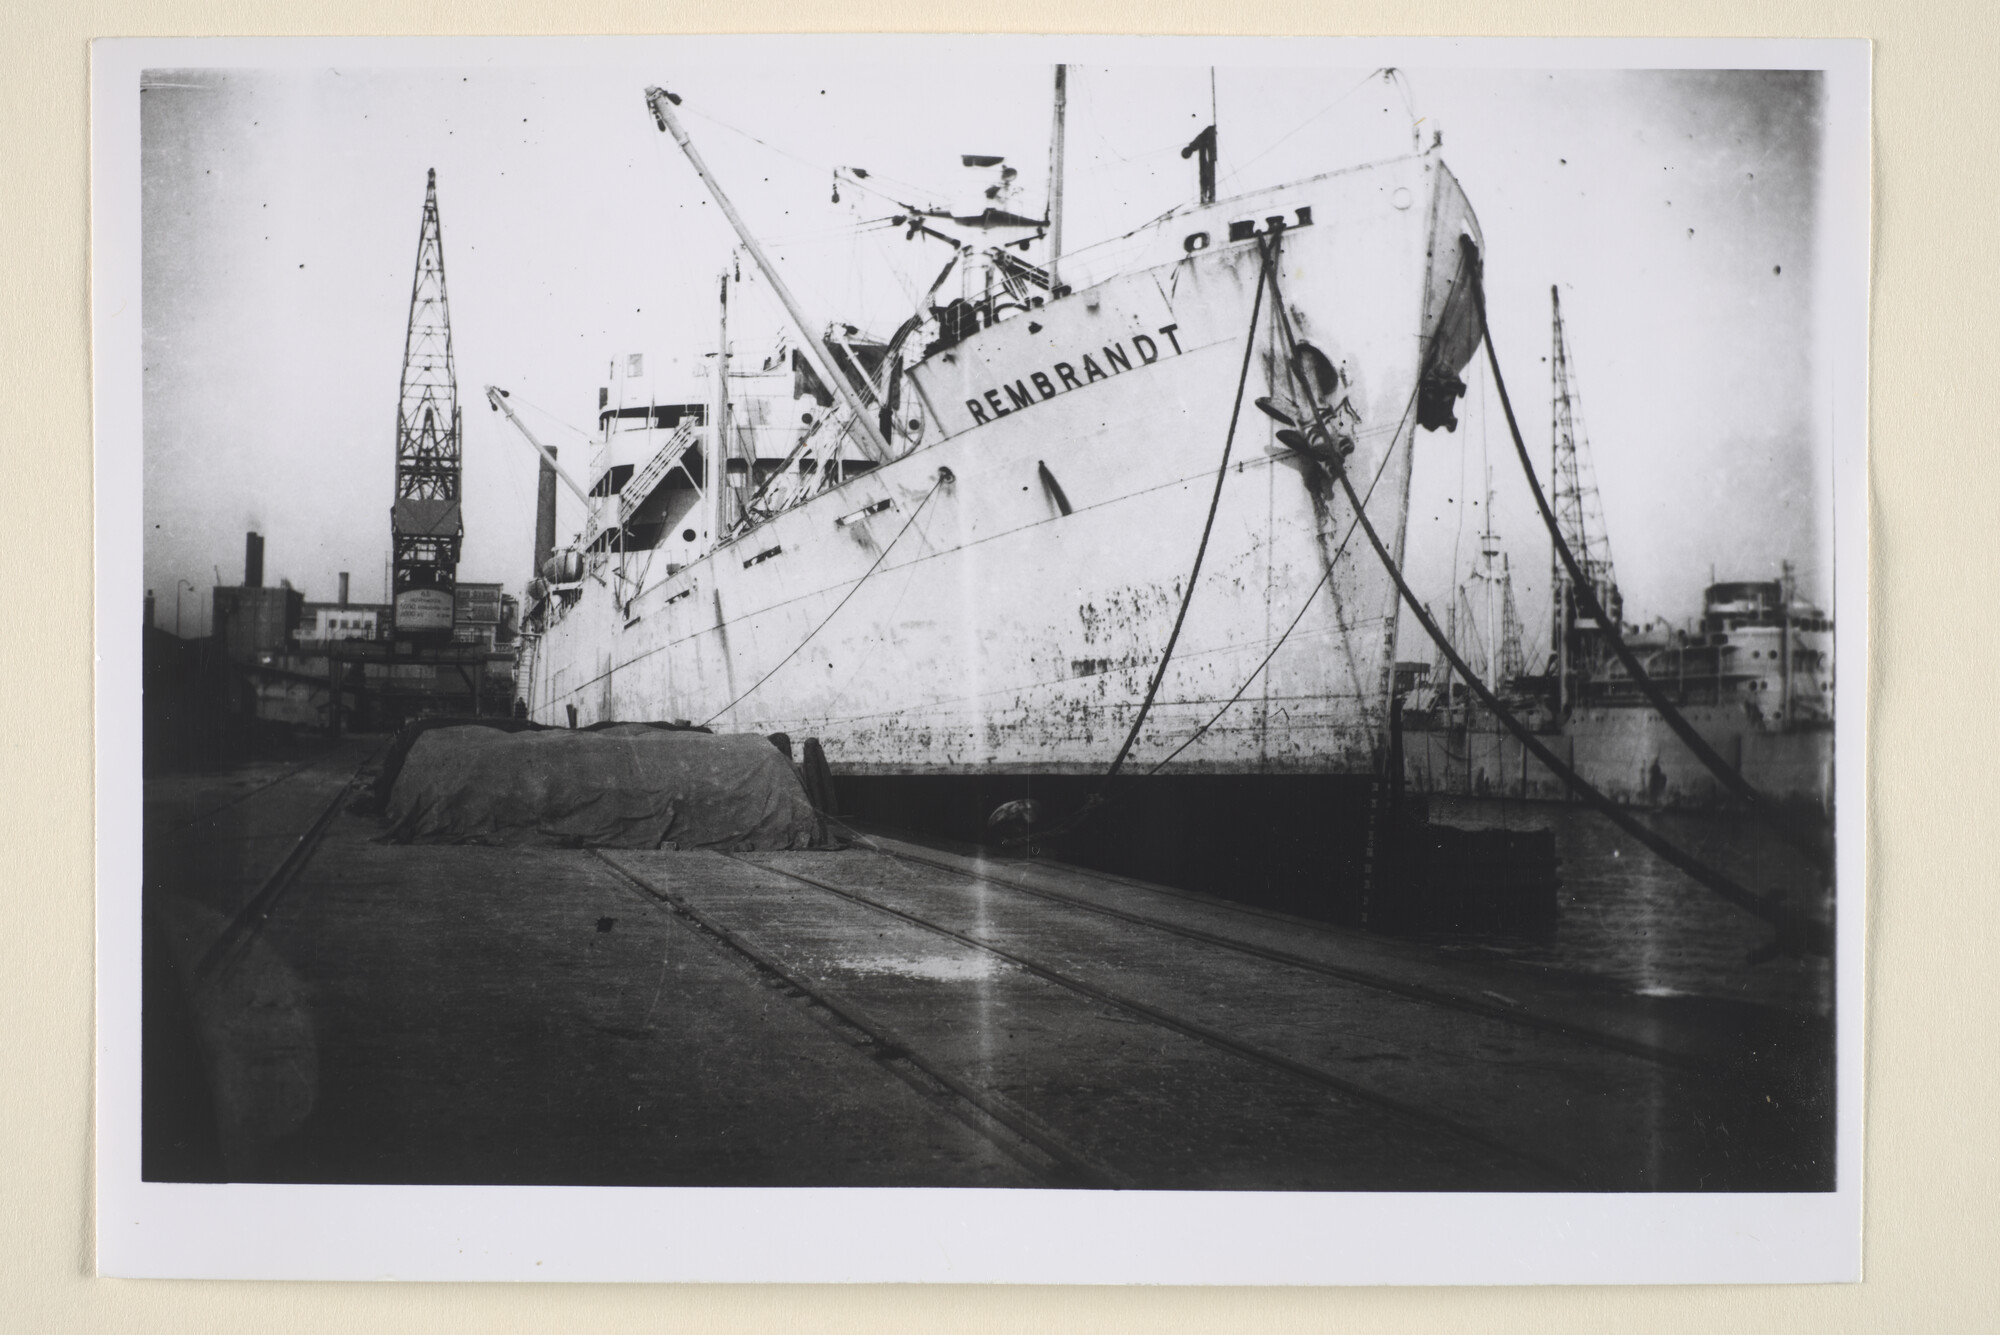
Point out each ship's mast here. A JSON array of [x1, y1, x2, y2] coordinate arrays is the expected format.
[[1455, 587, 1488, 691], [1487, 487, 1500, 694], [1442, 600, 1458, 713], [1471, 467, 1504, 695], [1499, 554, 1527, 683], [713, 267, 731, 543], [1046, 65, 1067, 296]]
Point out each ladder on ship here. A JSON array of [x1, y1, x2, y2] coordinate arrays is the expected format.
[[620, 419, 702, 526]]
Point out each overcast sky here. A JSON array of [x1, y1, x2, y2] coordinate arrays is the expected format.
[[140, 55, 1829, 647]]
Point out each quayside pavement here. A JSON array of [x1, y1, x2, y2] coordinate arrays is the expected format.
[[138, 742, 1831, 1191]]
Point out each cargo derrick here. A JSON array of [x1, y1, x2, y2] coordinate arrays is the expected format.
[[390, 169, 463, 639]]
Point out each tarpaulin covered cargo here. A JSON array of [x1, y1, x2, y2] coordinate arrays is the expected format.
[[383, 722, 824, 849]]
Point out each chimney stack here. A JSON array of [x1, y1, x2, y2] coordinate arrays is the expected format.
[[245, 532, 265, 588], [338, 572, 350, 607], [534, 447, 559, 583]]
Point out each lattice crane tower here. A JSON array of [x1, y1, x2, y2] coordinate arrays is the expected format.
[[1548, 286, 1622, 711], [390, 168, 462, 638]]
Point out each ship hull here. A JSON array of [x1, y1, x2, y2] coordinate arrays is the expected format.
[[533, 156, 1479, 789], [1403, 707, 1835, 816], [837, 770, 1380, 918]]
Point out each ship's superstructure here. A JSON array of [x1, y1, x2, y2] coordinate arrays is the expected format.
[[1580, 568, 1832, 726]]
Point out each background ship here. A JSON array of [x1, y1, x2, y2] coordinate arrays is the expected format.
[[1400, 289, 1834, 816]]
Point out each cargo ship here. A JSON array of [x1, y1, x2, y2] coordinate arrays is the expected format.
[[1405, 570, 1834, 814], [1399, 288, 1834, 816], [509, 72, 1487, 904]]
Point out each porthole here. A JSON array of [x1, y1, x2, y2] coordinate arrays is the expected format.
[[682, 528, 697, 543], [1184, 231, 1210, 253], [1392, 186, 1413, 210]]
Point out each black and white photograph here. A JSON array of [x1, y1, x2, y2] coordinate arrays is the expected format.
[[97, 36, 1867, 1284]]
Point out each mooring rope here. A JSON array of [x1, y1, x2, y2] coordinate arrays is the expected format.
[[1101, 232, 1279, 783], [1466, 264, 1831, 872], [1331, 459, 1829, 956], [1145, 374, 1422, 775], [702, 470, 949, 726], [999, 233, 1281, 848], [1263, 258, 1829, 957]]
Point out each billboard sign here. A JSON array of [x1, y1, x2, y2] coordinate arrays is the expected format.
[[395, 587, 454, 632], [455, 583, 503, 625]]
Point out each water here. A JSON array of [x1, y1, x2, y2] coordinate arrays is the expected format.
[[1426, 796, 1835, 1017]]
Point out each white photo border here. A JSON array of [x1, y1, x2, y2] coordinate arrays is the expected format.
[[94, 33, 1869, 1284]]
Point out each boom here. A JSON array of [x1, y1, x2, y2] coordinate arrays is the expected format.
[[646, 86, 893, 465], [484, 386, 594, 506]]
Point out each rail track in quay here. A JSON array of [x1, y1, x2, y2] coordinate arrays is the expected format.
[[143, 748, 1831, 1190], [597, 849, 1576, 1189], [842, 829, 1728, 1073], [596, 840, 1817, 1191]]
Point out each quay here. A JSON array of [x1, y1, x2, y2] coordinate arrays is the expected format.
[[143, 739, 1832, 1192]]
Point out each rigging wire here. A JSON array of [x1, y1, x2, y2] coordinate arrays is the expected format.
[[1386, 67, 1424, 150], [701, 471, 950, 726], [1145, 373, 1424, 774], [1263, 252, 1830, 957], [1100, 233, 1277, 783], [679, 102, 944, 213], [509, 393, 594, 441], [1227, 68, 1389, 181], [1468, 269, 1834, 871], [752, 215, 907, 248], [1009, 233, 1278, 849], [1042, 199, 1199, 295], [1336, 453, 1830, 956], [1058, 77, 1426, 276]]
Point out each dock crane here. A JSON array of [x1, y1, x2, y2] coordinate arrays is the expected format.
[[1547, 288, 1623, 717], [389, 169, 464, 638]]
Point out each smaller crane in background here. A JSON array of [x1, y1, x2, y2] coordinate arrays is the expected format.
[[1547, 286, 1622, 717]]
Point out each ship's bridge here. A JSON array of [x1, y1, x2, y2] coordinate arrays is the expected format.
[[583, 345, 882, 568]]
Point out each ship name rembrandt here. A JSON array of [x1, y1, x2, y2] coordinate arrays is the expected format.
[[963, 324, 1183, 425]]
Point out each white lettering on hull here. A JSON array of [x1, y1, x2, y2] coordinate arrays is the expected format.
[[963, 324, 1182, 427]]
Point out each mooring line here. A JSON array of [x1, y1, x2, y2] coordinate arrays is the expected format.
[[1467, 261, 1832, 872], [702, 470, 950, 727], [591, 848, 1123, 1189], [725, 851, 1588, 1188], [1259, 249, 1832, 959], [1101, 233, 1277, 787]]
